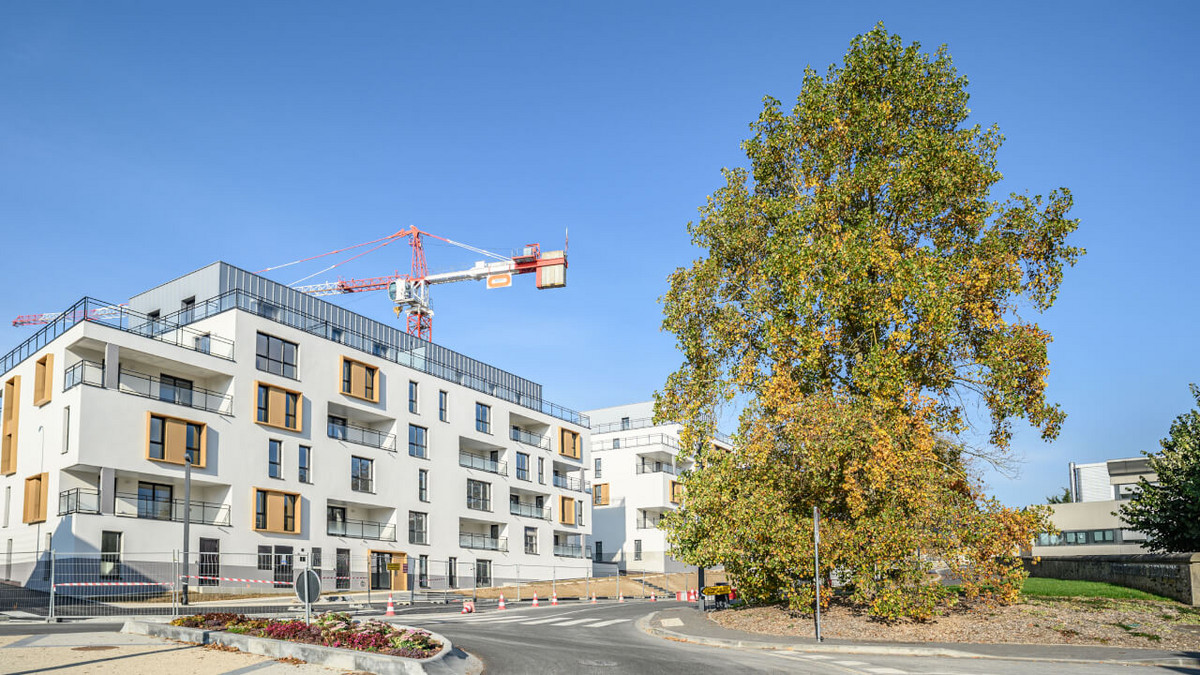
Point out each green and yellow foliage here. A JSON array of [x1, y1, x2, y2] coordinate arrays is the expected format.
[[657, 25, 1081, 620]]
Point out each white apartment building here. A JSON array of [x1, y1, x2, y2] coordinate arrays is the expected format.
[[1030, 457, 1156, 556], [0, 262, 591, 592], [586, 402, 729, 574]]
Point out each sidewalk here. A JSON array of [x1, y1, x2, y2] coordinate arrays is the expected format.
[[638, 606, 1200, 668]]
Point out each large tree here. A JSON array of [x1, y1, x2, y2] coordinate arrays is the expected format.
[[1118, 385, 1200, 553], [658, 25, 1082, 619]]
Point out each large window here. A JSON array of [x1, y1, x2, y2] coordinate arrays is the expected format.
[[438, 391, 448, 422], [467, 479, 491, 511], [418, 469, 429, 502], [634, 539, 643, 561], [100, 531, 122, 578], [409, 381, 419, 414], [137, 481, 173, 520], [594, 483, 609, 506], [268, 440, 282, 479], [409, 511, 428, 545], [351, 456, 373, 493], [524, 526, 538, 554], [475, 403, 491, 434], [256, 333, 298, 378], [256, 383, 302, 432], [327, 506, 347, 536], [198, 537, 219, 586], [475, 559, 491, 588], [409, 425, 428, 458], [516, 452, 530, 481], [147, 414, 205, 466], [254, 488, 300, 534], [298, 445, 311, 483], [1037, 529, 1119, 546], [340, 357, 378, 402], [159, 374, 193, 407]]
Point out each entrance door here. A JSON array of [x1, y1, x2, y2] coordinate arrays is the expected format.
[[273, 545, 294, 588], [198, 538, 219, 586], [335, 548, 350, 590], [369, 550, 407, 591]]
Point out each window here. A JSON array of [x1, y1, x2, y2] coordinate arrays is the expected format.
[[447, 556, 458, 588], [475, 403, 491, 434], [328, 415, 347, 440], [559, 496, 576, 525], [253, 488, 300, 534], [33, 354, 54, 406], [256, 333, 298, 378], [475, 560, 491, 588], [339, 357, 378, 402], [1, 376, 19, 476], [409, 381, 419, 414], [258, 545, 273, 571], [577, 499, 584, 526], [146, 414, 205, 466], [620, 416, 630, 430], [538, 457, 545, 484], [524, 526, 538, 554], [559, 428, 581, 459], [62, 407, 70, 454], [409, 511, 428, 545], [351, 456, 373, 492], [594, 483, 609, 506], [327, 506, 347, 535], [418, 554, 429, 588], [439, 391, 448, 422], [670, 481, 684, 504], [100, 531, 122, 578], [137, 481, 173, 520], [180, 297, 195, 324], [22, 474, 48, 524], [268, 440, 283, 479], [159, 374, 193, 407], [194, 333, 211, 354], [467, 479, 491, 511], [594, 457, 602, 478], [595, 541, 603, 560], [612, 438, 620, 449], [298, 445, 311, 483], [198, 538, 219, 586], [408, 424, 427, 458], [255, 383, 303, 432], [634, 539, 643, 561], [516, 452, 530, 481], [418, 469, 429, 502], [372, 342, 388, 358], [311, 547, 322, 569]]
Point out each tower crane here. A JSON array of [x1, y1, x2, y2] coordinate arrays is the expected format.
[[11, 226, 569, 343]]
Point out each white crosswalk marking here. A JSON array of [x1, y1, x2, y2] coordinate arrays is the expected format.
[[518, 617, 573, 625], [550, 618, 595, 626], [863, 668, 908, 674], [775, 653, 832, 659], [587, 619, 630, 627]]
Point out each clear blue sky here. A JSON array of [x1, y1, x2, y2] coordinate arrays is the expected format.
[[1, 1, 1196, 506]]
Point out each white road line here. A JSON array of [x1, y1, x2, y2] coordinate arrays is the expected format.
[[587, 619, 630, 627], [550, 618, 595, 626], [863, 668, 908, 674], [832, 661, 868, 666], [517, 617, 573, 625], [773, 653, 833, 660], [454, 615, 531, 623]]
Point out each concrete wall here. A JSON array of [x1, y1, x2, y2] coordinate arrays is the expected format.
[[1024, 553, 1200, 605]]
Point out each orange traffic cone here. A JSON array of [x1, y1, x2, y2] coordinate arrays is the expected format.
[[676, 591, 684, 601], [650, 593, 657, 602], [498, 594, 507, 610], [386, 593, 395, 616], [551, 592, 558, 606], [618, 592, 624, 603], [590, 593, 597, 604], [532, 593, 540, 608]]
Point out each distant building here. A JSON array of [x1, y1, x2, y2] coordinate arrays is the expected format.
[[1031, 457, 1156, 556]]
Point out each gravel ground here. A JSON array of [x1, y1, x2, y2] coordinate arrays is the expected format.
[[710, 597, 1200, 650]]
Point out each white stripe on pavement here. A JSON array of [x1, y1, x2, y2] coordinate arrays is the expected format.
[[832, 661, 868, 666], [863, 668, 908, 674], [549, 618, 595, 626], [517, 617, 572, 625], [587, 619, 630, 627]]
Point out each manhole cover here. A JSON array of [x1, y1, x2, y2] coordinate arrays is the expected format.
[[72, 646, 117, 651]]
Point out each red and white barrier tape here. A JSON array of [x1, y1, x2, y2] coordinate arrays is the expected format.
[[54, 581, 174, 587], [179, 574, 282, 585]]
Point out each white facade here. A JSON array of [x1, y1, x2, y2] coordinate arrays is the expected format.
[[1030, 457, 1156, 557], [0, 262, 591, 591], [586, 402, 726, 574]]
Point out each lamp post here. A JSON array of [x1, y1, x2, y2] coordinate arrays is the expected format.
[[181, 451, 192, 605]]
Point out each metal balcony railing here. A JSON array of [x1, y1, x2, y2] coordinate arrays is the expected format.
[[635, 459, 679, 476], [459, 452, 506, 475], [593, 433, 681, 453], [63, 361, 234, 416], [113, 492, 231, 526], [509, 501, 551, 520], [328, 420, 396, 452], [553, 543, 584, 558], [510, 427, 550, 449], [552, 474, 590, 493], [459, 533, 507, 552], [327, 518, 396, 541], [58, 488, 100, 516], [637, 517, 663, 529]]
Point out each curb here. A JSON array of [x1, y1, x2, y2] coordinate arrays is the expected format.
[[635, 611, 1200, 668], [123, 618, 452, 675]]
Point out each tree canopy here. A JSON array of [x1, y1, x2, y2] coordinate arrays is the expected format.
[[657, 25, 1082, 619], [1118, 385, 1200, 553]]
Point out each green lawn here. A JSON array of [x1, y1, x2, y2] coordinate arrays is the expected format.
[[1022, 577, 1174, 602]]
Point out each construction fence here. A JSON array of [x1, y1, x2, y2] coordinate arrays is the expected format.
[[0, 549, 726, 619]]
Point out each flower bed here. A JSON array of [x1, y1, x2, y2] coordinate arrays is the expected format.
[[170, 612, 441, 659]]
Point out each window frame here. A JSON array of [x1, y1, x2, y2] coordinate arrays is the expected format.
[[298, 445, 312, 483], [409, 380, 419, 414], [254, 382, 304, 433], [146, 412, 207, 467], [268, 439, 283, 479], [408, 510, 429, 545], [255, 332, 298, 379], [418, 468, 429, 502], [339, 356, 379, 403], [252, 487, 302, 534], [438, 390, 448, 422], [408, 424, 428, 459], [351, 456, 374, 493], [475, 403, 491, 434]]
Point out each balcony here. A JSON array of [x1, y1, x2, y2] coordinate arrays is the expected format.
[[635, 459, 679, 476], [637, 514, 663, 529], [459, 532, 507, 552], [63, 361, 234, 416], [327, 518, 396, 541], [459, 451, 507, 476], [510, 427, 550, 450], [114, 492, 231, 526], [328, 419, 396, 452], [509, 501, 551, 520], [593, 433, 681, 453], [554, 543, 584, 558], [552, 474, 590, 493], [58, 488, 100, 516]]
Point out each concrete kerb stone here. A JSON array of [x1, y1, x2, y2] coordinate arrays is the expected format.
[[122, 618, 452, 675], [635, 611, 1200, 669]]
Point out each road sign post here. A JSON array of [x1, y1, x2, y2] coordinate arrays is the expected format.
[[295, 567, 321, 625], [814, 505, 822, 642]]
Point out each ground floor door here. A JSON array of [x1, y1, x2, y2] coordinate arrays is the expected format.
[[273, 545, 294, 588], [335, 548, 350, 590], [369, 550, 407, 591], [198, 538, 219, 586]]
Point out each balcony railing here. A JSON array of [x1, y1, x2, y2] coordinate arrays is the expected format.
[[328, 420, 396, 452], [552, 474, 590, 493], [63, 361, 234, 416], [459, 533, 507, 552], [510, 427, 550, 450], [591, 417, 661, 434], [637, 517, 663, 529], [58, 488, 101, 516], [554, 543, 584, 558], [327, 518, 396, 541], [459, 452, 507, 475], [593, 433, 681, 453], [509, 501, 551, 520], [113, 492, 231, 526], [635, 459, 680, 476]]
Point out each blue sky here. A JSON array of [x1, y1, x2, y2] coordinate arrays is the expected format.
[[1, 2, 1196, 506]]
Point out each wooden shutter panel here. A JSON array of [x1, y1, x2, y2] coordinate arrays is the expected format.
[[266, 491, 285, 531], [350, 363, 365, 399], [164, 418, 187, 464], [36, 474, 47, 521], [268, 387, 285, 427]]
